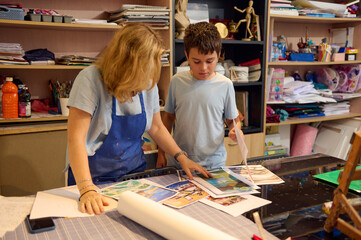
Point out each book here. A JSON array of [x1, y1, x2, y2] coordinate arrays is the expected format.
[[235, 91, 249, 127]]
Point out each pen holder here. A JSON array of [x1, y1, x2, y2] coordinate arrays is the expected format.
[[59, 98, 69, 116]]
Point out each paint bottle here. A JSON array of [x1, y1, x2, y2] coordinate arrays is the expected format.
[[2, 77, 18, 119], [19, 86, 31, 118]]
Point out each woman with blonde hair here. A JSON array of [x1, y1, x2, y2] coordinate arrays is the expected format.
[[67, 23, 211, 215]]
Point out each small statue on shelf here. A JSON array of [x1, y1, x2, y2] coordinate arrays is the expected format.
[[234, 0, 258, 41], [174, 0, 190, 39]]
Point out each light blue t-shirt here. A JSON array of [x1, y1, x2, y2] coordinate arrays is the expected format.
[[68, 65, 160, 157], [165, 71, 238, 169]]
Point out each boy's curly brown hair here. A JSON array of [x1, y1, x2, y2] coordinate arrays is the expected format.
[[184, 22, 222, 57]]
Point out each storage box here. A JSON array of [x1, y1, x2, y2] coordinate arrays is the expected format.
[[289, 53, 315, 62], [63, 16, 72, 23], [52, 15, 62, 23], [0, 5, 24, 20], [345, 49, 358, 61], [41, 14, 52, 22], [29, 13, 41, 22], [332, 52, 345, 62]]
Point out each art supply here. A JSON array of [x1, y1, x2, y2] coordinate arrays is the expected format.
[[18, 86, 31, 118], [117, 191, 238, 240], [2, 77, 18, 119], [253, 212, 267, 240], [268, 69, 284, 102], [290, 124, 318, 156]]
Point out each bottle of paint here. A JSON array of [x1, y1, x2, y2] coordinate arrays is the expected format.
[[2, 77, 18, 119], [19, 86, 31, 118]]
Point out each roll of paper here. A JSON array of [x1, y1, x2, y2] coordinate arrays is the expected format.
[[290, 124, 318, 156], [117, 191, 238, 240]]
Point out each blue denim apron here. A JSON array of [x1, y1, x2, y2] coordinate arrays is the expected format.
[[68, 93, 147, 185]]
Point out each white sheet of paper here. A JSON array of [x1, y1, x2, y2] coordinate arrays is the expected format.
[[223, 165, 285, 185], [233, 119, 254, 182], [0, 196, 35, 238], [30, 185, 117, 219], [200, 194, 271, 217]]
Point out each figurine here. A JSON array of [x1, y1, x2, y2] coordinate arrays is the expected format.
[[174, 0, 190, 39], [234, 0, 258, 41]]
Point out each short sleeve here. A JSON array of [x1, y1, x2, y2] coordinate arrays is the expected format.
[[164, 78, 176, 114], [68, 67, 100, 116], [224, 82, 239, 120]]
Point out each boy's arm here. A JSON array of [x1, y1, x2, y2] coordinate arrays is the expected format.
[[156, 112, 176, 168], [225, 116, 244, 142]]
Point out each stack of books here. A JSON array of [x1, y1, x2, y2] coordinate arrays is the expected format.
[[0, 43, 28, 65], [56, 55, 97, 66], [161, 50, 170, 65], [270, 0, 299, 16], [108, 4, 170, 28]]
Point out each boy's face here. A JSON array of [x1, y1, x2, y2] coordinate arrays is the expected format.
[[186, 48, 219, 81]]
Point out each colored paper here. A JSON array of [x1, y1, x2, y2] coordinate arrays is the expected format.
[[313, 166, 361, 193]]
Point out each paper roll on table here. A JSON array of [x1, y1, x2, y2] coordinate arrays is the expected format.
[[117, 191, 238, 240]]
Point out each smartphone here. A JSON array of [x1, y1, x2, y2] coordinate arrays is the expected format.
[[25, 214, 55, 234]]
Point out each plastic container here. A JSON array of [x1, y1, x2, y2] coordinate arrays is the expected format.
[[18, 86, 31, 118], [268, 69, 285, 102], [2, 77, 18, 119]]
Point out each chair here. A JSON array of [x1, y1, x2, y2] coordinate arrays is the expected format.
[[324, 131, 361, 239]]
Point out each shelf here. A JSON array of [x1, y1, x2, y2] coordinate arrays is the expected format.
[[265, 112, 361, 126], [270, 14, 361, 24], [0, 19, 169, 31], [233, 81, 263, 87], [0, 122, 67, 136], [268, 60, 361, 66], [175, 39, 264, 45], [0, 113, 67, 124], [0, 64, 171, 70]]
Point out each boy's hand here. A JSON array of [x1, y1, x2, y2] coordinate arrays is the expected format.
[[228, 127, 245, 142], [177, 155, 212, 180], [156, 153, 167, 168]]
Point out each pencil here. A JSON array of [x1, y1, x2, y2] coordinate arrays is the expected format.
[[177, 170, 182, 181], [253, 212, 267, 240]]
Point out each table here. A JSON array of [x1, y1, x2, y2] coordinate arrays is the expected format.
[[254, 153, 359, 239], [1, 174, 278, 240]]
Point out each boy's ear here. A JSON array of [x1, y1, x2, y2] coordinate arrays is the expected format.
[[184, 50, 189, 59]]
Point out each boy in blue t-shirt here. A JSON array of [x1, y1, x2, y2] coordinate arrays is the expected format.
[[157, 22, 244, 170]]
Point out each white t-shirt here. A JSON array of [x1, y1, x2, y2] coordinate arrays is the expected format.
[[165, 71, 238, 169], [68, 65, 160, 156]]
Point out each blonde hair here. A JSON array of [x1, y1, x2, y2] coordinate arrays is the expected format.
[[96, 23, 165, 103]]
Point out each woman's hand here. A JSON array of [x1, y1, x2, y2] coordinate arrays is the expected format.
[[177, 155, 212, 180], [79, 186, 109, 215]]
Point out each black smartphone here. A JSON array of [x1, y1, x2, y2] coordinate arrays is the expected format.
[[25, 214, 55, 234]]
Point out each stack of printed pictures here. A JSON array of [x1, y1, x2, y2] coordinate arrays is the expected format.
[[107, 4, 170, 27], [99, 166, 284, 217], [0, 43, 28, 65]]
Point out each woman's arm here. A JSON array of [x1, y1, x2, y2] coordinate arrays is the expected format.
[[148, 112, 212, 179], [156, 112, 176, 168], [67, 107, 109, 215]]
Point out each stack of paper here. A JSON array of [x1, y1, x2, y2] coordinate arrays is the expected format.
[[0, 43, 28, 65], [283, 80, 336, 104], [108, 4, 170, 27], [321, 101, 350, 116], [270, 0, 299, 16]]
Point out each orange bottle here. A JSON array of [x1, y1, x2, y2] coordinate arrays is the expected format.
[[2, 77, 18, 119]]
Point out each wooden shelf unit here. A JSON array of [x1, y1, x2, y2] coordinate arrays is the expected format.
[[0, 0, 173, 125], [173, 0, 268, 135], [264, 1, 361, 128]]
